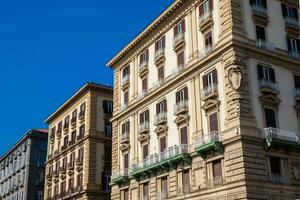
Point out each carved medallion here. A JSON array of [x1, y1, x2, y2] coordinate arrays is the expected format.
[[228, 66, 243, 91]]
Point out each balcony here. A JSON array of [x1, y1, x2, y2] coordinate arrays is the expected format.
[[67, 162, 75, 171], [71, 118, 77, 127], [154, 48, 165, 65], [284, 16, 299, 31], [198, 45, 213, 60], [50, 133, 55, 143], [111, 169, 129, 185], [154, 112, 167, 126], [199, 11, 213, 32], [120, 132, 130, 143], [76, 158, 83, 166], [251, 5, 268, 24], [54, 150, 59, 157], [57, 129, 62, 138], [152, 79, 164, 90], [289, 51, 300, 61], [201, 83, 218, 100], [120, 103, 128, 112], [262, 127, 299, 151], [194, 131, 223, 158], [138, 121, 150, 134], [139, 61, 148, 77], [77, 133, 84, 141], [173, 32, 185, 51], [61, 144, 68, 152], [259, 80, 279, 94], [137, 90, 148, 100], [63, 124, 69, 132], [131, 144, 191, 180], [269, 174, 290, 184], [171, 64, 185, 77], [256, 39, 275, 52], [206, 176, 226, 188], [121, 74, 130, 89], [173, 100, 188, 115]]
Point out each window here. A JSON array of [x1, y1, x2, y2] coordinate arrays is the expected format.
[[142, 144, 149, 160], [203, 69, 218, 90], [205, 31, 212, 48], [250, 0, 267, 8], [270, 156, 281, 176], [71, 131, 76, 144], [209, 112, 218, 132], [78, 147, 84, 163], [182, 170, 190, 194], [54, 185, 59, 197], [77, 173, 83, 187], [70, 152, 75, 167], [72, 110, 77, 123], [282, 4, 298, 19], [60, 181, 66, 194], [257, 65, 275, 82], [142, 182, 149, 199], [104, 122, 112, 138], [174, 19, 185, 37], [122, 121, 130, 134], [161, 176, 168, 198], [62, 157, 67, 171], [264, 108, 277, 128], [104, 146, 111, 162], [123, 189, 129, 200], [140, 49, 149, 64], [80, 103, 86, 115], [51, 127, 56, 139], [123, 153, 129, 169], [177, 51, 185, 67], [124, 90, 129, 104], [158, 66, 165, 81], [180, 126, 188, 145], [79, 125, 85, 138], [256, 25, 266, 41], [139, 110, 149, 124], [63, 136, 68, 148], [212, 160, 222, 184], [68, 177, 74, 190], [103, 100, 113, 114], [287, 37, 300, 53], [142, 77, 148, 91], [160, 136, 167, 153], [156, 100, 167, 114], [64, 116, 69, 129], [123, 65, 130, 78], [294, 75, 300, 89], [47, 189, 51, 199], [176, 87, 188, 104], [155, 36, 166, 52], [199, 0, 213, 16], [102, 172, 111, 192], [57, 121, 62, 134]]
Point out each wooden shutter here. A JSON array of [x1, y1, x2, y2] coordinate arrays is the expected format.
[[184, 87, 188, 100], [155, 41, 158, 51], [142, 78, 148, 91], [199, 4, 204, 16], [295, 75, 300, 88], [160, 137, 166, 153], [180, 127, 188, 144], [156, 103, 160, 114], [145, 110, 149, 121], [162, 36, 166, 48], [143, 144, 148, 160], [163, 99, 167, 112], [182, 19, 186, 32], [257, 65, 264, 80], [174, 25, 178, 37], [124, 153, 129, 169], [265, 108, 277, 128], [212, 160, 222, 178], [182, 170, 190, 193], [281, 4, 287, 17], [158, 66, 164, 80], [175, 91, 180, 103], [161, 177, 168, 194], [203, 74, 208, 88], [209, 112, 218, 132], [209, 0, 213, 10], [269, 68, 276, 82], [212, 69, 218, 84]]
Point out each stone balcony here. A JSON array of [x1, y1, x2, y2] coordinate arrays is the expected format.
[[259, 80, 279, 95], [201, 83, 218, 100], [289, 51, 300, 61], [172, 32, 185, 51], [154, 48, 165, 65], [120, 132, 130, 144], [194, 131, 223, 158], [130, 144, 191, 180], [139, 61, 148, 77], [252, 5, 268, 25], [138, 121, 150, 134], [111, 168, 129, 185], [173, 100, 188, 115], [262, 127, 299, 151], [256, 39, 275, 52], [154, 112, 167, 126], [121, 74, 130, 90], [199, 11, 213, 32]]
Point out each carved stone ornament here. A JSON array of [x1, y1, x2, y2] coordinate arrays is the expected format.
[[228, 66, 243, 91]]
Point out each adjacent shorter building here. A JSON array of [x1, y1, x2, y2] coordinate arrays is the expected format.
[[0, 129, 48, 200], [44, 82, 113, 200]]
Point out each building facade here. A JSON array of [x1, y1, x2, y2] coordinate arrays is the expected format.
[[107, 0, 300, 199], [0, 129, 48, 200], [44, 82, 113, 200]]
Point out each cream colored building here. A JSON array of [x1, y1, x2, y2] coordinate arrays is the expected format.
[[107, 0, 300, 199], [44, 82, 113, 200]]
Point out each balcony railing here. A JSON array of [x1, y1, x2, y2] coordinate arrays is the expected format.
[[120, 132, 130, 143], [111, 168, 129, 183], [269, 174, 289, 184], [262, 127, 298, 143], [198, 45, 213, 60], [199, 11, 213, 24], [259, 79, 279, 94], [173, 32, 185, 48], [284, 16, 299, 29], [152, 79, 164, 90], [289, 51, 300, 60], [131, 144, 190, 175], [154, 48, 165, 61], [154, 112, 167, 125], [173, 100, 188, 114], [137, 90, 148, 100], [139, 61, 148, 74], [138, 121, 150, 133], [171, 64, 185, 77], [256, 39, 275, 51], [252, 5, 268, 18], [121, 74, 130, 87], [194, 131, 223, 157], [201, 83, 218, 99], [120, 103, 128, 111]]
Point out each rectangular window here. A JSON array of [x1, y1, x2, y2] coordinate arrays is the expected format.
[[257, 65, 275, 82], [104, 146, 112, 162], [160, 136, 167, 153], [123, 65, 130, 78], [64, 116, 69, 128], [143, 182, 149, 199], [180, 126, 188, 144], [256, 25, 266, 41], [282, 4, 298, 19], [161, 176, 168, 198], [102, 172, 111, 192], [140, 49, 149, 64], [103, 100, 113, 114], [203, 69, 218, 89], [270, 156, 281, 176], [250, 0, 267, 8], [199, 0, 213, 15], [139, 110, 149, 124], [213, 160, 222, 178], [158, 66, 165, 81], [287, 37, 300, 52], [122, 121, 130, 134], [142, 144, 149, 160], [72, 110, 77, 120], [80, 102, 86, 114], [176, 87, 188, 103], [124, 90, 129, 104], [155, 36, 166, 52], [77, 173, 83, 187], [123, 189, 129, 200], [156, 100, 167, 114], [264, 108, 277, 128], [105, 122, 112, 138], [123, 153, 129, 169], [177, 51, 185, 67], [79, 124, 85, 139], [294, 75, 300, 89], [78, 147, 84, 163], [142, 77, 148, 91], [209, 112, 218, 132], [68, 177, 74, 190], [182, 170, 190, 194], [205, 31, 212, 48], [57, 121, 62, 133], [174, 19, 185, 36]]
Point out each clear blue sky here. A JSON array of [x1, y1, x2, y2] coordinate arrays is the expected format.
[[0, 0, 173, 155]]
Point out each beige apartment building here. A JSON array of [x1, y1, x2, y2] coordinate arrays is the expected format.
[[44, 82, 113, 200], [107, 0, 300, 199]]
